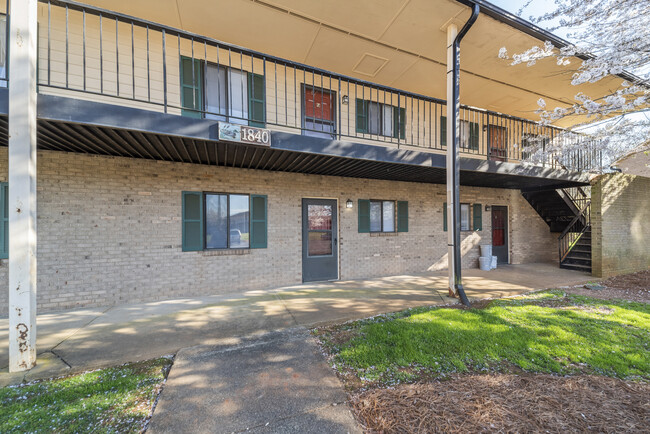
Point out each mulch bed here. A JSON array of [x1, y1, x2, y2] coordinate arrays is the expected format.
[[565, 270, 650, 303], [341, 271, 650, 433], [350, 374, 650, 433]]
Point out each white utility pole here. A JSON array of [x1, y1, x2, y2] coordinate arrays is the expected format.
[[8, 0, 39, 372], [445, 23, 458, 296]]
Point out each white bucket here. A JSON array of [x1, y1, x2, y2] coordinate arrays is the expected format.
[[479, 256, 492, 271], [491, 255, 498, 269], [480, 244, 492, 258]]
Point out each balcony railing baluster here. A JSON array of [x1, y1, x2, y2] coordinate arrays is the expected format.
[[13, 0, 603, 172]]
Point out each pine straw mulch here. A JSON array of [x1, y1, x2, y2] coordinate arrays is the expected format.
[[565, 270, 650, 303], [350, 374, 650, 433]]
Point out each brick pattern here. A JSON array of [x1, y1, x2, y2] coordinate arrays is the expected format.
[[591, 173, 650, 278], [0, 149, 557, 314]]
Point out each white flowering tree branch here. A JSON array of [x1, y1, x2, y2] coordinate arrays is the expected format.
[[499, 0, 650, 168]]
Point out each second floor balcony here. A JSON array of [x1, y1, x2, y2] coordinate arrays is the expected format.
[[0, 0, 602, 174]]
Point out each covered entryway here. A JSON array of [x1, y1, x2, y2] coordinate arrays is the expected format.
[[302, 198, 338, 282]]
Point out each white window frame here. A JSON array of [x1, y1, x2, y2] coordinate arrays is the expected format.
[[369, 200, 396, 233]]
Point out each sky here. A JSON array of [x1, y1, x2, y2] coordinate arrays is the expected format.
[[488, 0, 568, 38]]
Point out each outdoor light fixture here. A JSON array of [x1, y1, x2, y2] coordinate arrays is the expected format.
[[342, 95, 349, 105], [346, 199, 353, 208], [485, 205, 491, 211]]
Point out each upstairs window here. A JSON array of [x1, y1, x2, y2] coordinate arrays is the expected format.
[[302, 85, 336, 139], [180, 56, 265, 127], [357, 99, 406, 139], [439, 116, 479, 150]]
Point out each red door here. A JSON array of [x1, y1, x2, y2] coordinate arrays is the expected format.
[[488, 125, 508, 161], [491, 206, 508, 264], [303, 86, 336, 137]]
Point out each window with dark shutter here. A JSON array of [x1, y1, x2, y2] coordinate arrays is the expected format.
[[358, 199, 370, 233], [397, 201, 408, 232], [0, 183, 7, 259], [473, 203, 482, 231], [250, 195, 268, 248], [443, 202, 448, 232], [182, 191, 204, 251], [248, 73, 266, 127], [180, 56, 203, 119]]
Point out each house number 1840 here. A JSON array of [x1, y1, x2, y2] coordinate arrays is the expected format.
[[240, 127, 270, 145]]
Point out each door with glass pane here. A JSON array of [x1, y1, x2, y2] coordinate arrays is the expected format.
[[302, 199, 338, 282], [491, 206, 508, 264]]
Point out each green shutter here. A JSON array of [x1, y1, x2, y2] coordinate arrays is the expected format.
[[393, 107, 406, 140], [182, 191, 203, 251], [250, 194, 268, 249], [473, 203, 482, 231], [180, 56, 203, 118], [443, 202, 448, 232], [440, 115, 447, 148], [356, 99, 368, 133], [358, 199, 370, 233], [0, 183, 7, 259], [397, 201, 408, 232], [248, 73, 266, 127], [469, 122, 480, 151]]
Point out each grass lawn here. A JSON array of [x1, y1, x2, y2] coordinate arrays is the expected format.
[[315, 290, 650, 386], [0, 357, 173, 433]]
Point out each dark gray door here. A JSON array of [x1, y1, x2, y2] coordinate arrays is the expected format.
[[302, 199, 338, 282], [491, 206, 509, 264]]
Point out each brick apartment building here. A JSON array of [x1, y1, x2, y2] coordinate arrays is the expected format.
[[1, 0, 649, 371]]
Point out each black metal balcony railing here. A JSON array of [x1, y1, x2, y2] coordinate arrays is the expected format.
[[7, 0, 603, 172]]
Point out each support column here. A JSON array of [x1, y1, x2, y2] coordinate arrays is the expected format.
[[445, 23, 458, 297], [8, 0, 39, 372]]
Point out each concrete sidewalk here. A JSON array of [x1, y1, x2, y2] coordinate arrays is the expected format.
[[148, 328, 361, 433], [1, 263, 593, 386]]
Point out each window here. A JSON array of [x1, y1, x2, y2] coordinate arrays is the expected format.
[[182, 191, 267, 251], [307, 204, 333, 256], [303, 85, 336, 139], [180, 56, 265, 127], [369, 200, 395, 233], [205, 193, 250, 249], [439, 116, 479, 150], [359, 200, 408, 233], [356, 99, 406, 139], [443, 202, 481, 232], [460, 203, 470, 231]]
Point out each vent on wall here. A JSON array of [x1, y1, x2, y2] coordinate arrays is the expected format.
[[352, 53, 389, 77]]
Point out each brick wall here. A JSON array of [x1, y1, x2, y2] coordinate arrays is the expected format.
[[0, 149, 557, 314], [591, 173, 650, 278]]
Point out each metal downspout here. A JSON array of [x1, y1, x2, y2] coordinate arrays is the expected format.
[[450, 3, 479, 307]]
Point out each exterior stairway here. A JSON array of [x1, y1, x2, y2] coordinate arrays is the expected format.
[[522, 187, 592, 273]]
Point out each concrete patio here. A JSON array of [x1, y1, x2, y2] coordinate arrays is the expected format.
[[0, 263, 593, 386]]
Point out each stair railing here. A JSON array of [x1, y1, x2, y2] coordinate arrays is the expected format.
[[562, 187, 590, 210], [558, 200, 591, 263]]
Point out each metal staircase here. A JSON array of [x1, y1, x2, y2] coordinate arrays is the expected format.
[[522, 187, 592, 273]]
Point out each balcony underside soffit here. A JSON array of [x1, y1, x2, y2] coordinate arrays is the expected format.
[[74, 0, 623, 127]]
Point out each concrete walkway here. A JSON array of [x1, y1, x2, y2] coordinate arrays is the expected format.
[[148, 328, 361, 433], [1, 263, 592, 387]]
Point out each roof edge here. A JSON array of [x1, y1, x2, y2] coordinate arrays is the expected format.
[[456, 0, 641, 84]]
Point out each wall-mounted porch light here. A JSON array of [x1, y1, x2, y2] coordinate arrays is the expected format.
[[485, 205, 491, 211], [342, 95, 349, 105], [346, 199, 353, 208]]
